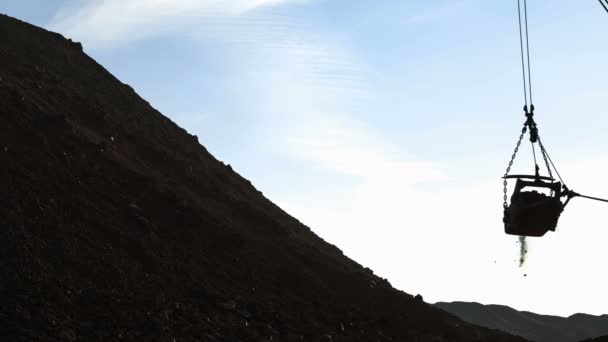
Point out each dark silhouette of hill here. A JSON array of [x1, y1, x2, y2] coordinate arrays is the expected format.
[[0, 13, 529, 341], [435, 302, 608, 342], [580, 336, 608, 342]]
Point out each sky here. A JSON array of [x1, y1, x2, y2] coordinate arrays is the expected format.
[[2, 0, 608, 317]]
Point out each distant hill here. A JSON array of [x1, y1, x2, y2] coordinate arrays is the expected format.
[[579, 337, 608, 342], [435, 302, 608, 342]]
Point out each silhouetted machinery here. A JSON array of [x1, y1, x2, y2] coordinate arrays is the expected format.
[[502, 106, 564, 237], [502, 1, 608, 237], [502, 106, 608, 237], [503, 175, 563, 237]]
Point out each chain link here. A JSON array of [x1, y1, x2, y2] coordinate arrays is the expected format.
[[503, 124, 528, 209]]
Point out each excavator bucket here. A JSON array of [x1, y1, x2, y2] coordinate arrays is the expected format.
[[504, 178, 564, 237]]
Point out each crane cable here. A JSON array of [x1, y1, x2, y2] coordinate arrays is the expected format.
[[502, 0, 538, 209], [517, 0, 534, 108], [507, 0, 608, 205], [540, 138, 608, 204], [600, 0, 608, 14], [533, 2, 608, 204], [512, 0, 545, 178]]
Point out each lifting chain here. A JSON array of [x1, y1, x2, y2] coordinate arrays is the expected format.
[[503, 124, 528, 209]]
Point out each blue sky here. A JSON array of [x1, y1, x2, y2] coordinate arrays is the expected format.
[[3, 0, 608, 316]]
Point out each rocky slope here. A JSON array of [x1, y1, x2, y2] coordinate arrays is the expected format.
[[435, 302, 608, 342], [0, 13, 528, 341]]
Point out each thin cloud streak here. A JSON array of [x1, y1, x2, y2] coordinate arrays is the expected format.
[[48, 0, 311, 47]]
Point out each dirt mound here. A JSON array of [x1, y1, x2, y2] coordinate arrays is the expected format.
[[0, 13, 526, 341]]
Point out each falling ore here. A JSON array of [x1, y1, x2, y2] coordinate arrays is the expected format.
[[518, 236, 528, 267]]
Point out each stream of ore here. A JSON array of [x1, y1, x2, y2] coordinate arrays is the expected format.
[[518, 236, 528, 267]]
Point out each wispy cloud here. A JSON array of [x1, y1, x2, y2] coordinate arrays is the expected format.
[[48, 0, 310, 47], [238, 22, 465, 295], [406, 0, 474, 25], [283, 115, 446, 181]]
